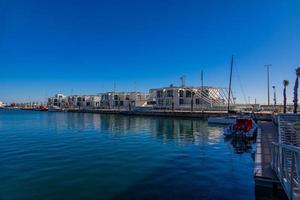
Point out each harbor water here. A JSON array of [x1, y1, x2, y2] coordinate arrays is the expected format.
[[0, 109, 255, 200]]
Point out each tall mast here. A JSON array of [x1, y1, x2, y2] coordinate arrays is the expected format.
[[227, 55, 234, 112], [201, 70, 204, 111]]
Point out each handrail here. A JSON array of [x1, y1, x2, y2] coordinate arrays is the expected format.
[[272, 142, 300, 153], [271, 142, 300, 200]]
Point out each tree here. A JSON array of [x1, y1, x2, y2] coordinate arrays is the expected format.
[[293, 67, 300, 113], [283, 80, 289, 113]]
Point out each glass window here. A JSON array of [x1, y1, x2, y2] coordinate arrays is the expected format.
[[157, 91, 163, 98], [167, 90, 173, 97], [179, 90, 184, 97], [186, 91, 192, 97], [179, 99, 184, 105]]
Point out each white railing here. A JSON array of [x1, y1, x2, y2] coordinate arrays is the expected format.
[[272, 114, 300, 200], [272, 143, 300, 200]]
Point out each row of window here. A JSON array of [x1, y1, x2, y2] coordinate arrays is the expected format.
[[157, 98, 205, 106], [157, 90, 209, 98]]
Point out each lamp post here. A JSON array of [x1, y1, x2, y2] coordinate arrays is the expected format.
[[265, 64, 271, 105]]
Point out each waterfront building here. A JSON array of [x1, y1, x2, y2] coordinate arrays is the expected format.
[[47, 94, 68, 108], [67, 95, 101, 109], [149, 85, 234, 110], [48, 94, 101, 109], [0, 101, 5, 108], [100, 92, 149, 110]]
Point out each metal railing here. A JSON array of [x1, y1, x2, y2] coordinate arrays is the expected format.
[[272, 114, 300, 200], [272, 143, 300, 200]]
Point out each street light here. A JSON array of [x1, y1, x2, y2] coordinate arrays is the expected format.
[[264, 64, 272, 105]]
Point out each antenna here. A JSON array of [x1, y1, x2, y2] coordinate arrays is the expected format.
[[180, 75, 186, 87], [113, 82, 116, 93]]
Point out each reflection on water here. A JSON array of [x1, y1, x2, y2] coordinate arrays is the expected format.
[[47, 112, 220, 145], [0, 110, 255, 200]]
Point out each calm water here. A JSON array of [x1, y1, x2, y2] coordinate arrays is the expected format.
[[0, 109, 255, 200]]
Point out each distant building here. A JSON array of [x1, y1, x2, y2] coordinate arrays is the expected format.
[[48, 94, 68, 108], [48, 94, 101, 109], [100, 92, 149, 110], [0, 101, 5, 108], [149, 85, 233, 110]]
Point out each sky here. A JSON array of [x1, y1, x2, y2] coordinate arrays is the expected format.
[[0, 0, 300, 104]]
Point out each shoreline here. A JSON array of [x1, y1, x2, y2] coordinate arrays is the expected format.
[[7, 107, 273, 121]]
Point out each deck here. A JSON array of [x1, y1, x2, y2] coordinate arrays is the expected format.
[[254, 121, 279, 185]]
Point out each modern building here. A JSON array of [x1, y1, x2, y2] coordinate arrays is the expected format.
[[100, 92, 149, 110], [0, 101, 5, 108], [149, 85, 234, 110], [48, 94, 101, 109], [47, 93, 68, 108]]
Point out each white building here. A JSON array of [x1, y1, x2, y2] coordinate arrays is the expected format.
[[0, 101, 5, 108], [48, 94, 101, 109], [149, 85, 234, 110], [100, 92, 149, 110], [48, 94, 68, 108]]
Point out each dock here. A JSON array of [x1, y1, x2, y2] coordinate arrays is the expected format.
[[67, 109, 273, 121], [254, 121, 280, 186], [255, 115, 300, 200]]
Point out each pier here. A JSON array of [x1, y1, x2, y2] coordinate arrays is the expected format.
[[67, 109, 273, 121], [255, 115, 300, 200]]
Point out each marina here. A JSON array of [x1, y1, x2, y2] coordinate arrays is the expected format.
[[1, 1, 300, 199], [0, 109, 258, 200]]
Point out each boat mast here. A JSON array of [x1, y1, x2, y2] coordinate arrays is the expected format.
[[227, 55, 234, 112]]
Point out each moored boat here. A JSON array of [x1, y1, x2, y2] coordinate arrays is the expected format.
[[223, 117, 258, 139], [48, 105, 61, 112], [208, 116, 237, 125]]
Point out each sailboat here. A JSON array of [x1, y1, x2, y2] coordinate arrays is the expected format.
[[208, 55, 237, 124]]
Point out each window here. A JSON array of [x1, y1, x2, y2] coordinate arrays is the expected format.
[[157, 91, 163, 98], [167, 90, 173, 97], [120, 101, 124, 106], [179, 90, 184, 97], [196, 99, 200, 105], [186, 91, 192, 98], [158, 99, 164, 106], [114, 95, 118, 100], [179, 99, 184, 105], [86, 102, 91, 106], [166, 99, 172, 105]]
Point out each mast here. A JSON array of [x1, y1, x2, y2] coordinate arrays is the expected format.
[[201, 70, 203, 111], [227, 55, 234, 112]]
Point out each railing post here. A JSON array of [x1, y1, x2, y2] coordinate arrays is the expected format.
[[291, 152, 295, 199]]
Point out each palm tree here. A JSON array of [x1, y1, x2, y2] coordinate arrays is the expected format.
[[283, 80, 289, 113], [293, 67, 300, 113]]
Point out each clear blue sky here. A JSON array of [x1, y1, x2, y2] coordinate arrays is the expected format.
[[1, 0, 299, 104]]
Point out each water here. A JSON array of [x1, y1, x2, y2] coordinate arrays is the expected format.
[[0, 109, 255, 200]]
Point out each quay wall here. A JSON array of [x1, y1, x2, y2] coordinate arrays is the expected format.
[[67, 109, 273, 121]]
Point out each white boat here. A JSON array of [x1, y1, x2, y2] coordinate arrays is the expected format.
[[48, 106, 61, 112], [208, 116, 237, 125]]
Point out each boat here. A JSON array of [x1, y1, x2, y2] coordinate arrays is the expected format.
[[208, 55, 236, 125], [35, 105, 48, 111], [223, 117, 258, 139], [208, 116, 237, 124], [48, 105, 61, 112]]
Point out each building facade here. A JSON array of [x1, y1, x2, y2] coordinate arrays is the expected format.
[[48, 94, 101, 109], [100, 92, 149, 110], [149, 85, 234, 110]]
